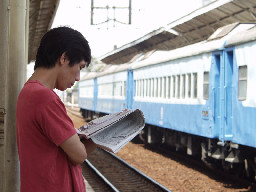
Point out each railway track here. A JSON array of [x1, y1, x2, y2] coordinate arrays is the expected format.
[[67, 106, 254, 191], [85, 148, 171, 192], [81, 159, 118, 192], [66, 106, 171, 191]]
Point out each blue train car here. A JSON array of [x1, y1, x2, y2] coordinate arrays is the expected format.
[[79, 64, 130, 118], [78, 72, 97, 119], [96, 64, 129, 113], [78, 23, 256, 179]]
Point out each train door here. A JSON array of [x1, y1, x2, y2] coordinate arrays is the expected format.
[[211, 52, 222, 139], [223, 48, 234, 141], [126, 70, 134, 109], [212, 50, 233, 142], [93, 78, 98, 112]]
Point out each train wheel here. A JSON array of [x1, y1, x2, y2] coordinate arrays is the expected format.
[[244, 158, 256, 181]]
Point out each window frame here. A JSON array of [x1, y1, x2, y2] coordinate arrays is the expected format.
[[238, 65, 247, 100]]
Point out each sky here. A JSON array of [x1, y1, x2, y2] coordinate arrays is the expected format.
[[27, 0, 206, 79], [51, 0, 205, 58]]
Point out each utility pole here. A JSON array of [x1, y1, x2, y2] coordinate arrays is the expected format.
[[91, 0, 132, 29]]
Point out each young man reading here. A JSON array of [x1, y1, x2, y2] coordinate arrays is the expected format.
[[16, 27, 96, 192]]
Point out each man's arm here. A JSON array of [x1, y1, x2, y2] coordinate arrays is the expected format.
[[60, 133, 87, 165]]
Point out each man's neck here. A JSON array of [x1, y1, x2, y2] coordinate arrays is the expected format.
[[28, 67, 58, 89]]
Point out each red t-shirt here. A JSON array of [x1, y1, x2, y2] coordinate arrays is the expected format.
[[16, 80, 85, 192]]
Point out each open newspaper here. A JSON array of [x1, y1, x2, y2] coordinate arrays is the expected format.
[[77, 109, 145, 153]]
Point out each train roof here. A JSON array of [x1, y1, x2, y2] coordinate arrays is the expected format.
[[81, 63, 131, 81], [80, 72, 97, 81], [97, 63, 131, 77], [131, 23, 256, 70], [225, 24, 256, 47], [80, 23, 256, 81]]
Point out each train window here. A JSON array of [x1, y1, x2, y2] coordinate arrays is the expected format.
[[135, 80, 138, 97], [137, 80, 140, 97], [172, 76, 176, 98], [141, 79, 145, 97], [138, 80, 141, 97], [166, 77, 168, 99], [113, 82, 116, 96], [141, 79, 143, 97], [145, 79, 148, 97], [140, 80, 142, 97], [148, 79, 150, 97], [177, 75, 180, 98], [152, 78, 155, 97], [147, 79, 150, 97], [152, 78, 154, 97], [120, 82, 123, 96], [148, 79, 151, 97], [168, 76, 171, 99], [159, 78, 162, 98], [203, 72, 209, 100], [182, 74, 185, 99], [124, 81, 126, 97], [113, 82, 117, 96], [113, 81, 123, 97], [166, 77, 168, 98], [193, 73, 197, 98], [79, 86, 94, 98], [238, 66, 247, 100], [141, 80, 143, 97], [163, 77, 166, 98], [151, 78, 153, 97], [98, 83, 113, 97], [187, 74, 191, 98], [155, 78, 159, 98]]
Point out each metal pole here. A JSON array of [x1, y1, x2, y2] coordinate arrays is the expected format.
[[129, 0, 132, 24], [25, 0, 29, 80], [0, 0, 9, 190], [91, 0, 94, 25], [4, 0, 27, 191]]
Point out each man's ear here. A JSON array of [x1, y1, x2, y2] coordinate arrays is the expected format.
[[59, 52, 69, 65]]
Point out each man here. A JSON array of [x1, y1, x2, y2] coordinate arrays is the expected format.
[[16, 27, 96, 192]]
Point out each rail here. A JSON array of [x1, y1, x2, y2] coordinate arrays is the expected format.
[[85, 148, 171, 192]]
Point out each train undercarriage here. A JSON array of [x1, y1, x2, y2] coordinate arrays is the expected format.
[[140, 124, 256, 182], [80, 108, 256, 181]]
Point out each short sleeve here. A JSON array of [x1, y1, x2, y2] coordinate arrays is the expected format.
[[37, 98, 76, 146]]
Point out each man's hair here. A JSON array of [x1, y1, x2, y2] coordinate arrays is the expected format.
[[34, 26, 91, 70]]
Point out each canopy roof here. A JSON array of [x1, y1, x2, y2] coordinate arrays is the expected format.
[[29, 0, 59, 63], [100, 0, 256, 64]]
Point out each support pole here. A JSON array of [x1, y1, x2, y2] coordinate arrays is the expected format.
[[0, 0, 9, 190], [4, 0, 28, 191]]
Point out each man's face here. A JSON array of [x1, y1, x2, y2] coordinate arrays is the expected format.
[[56, 59, 86, 91]]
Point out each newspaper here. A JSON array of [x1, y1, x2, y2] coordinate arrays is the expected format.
[[77, 109, 145, 153]]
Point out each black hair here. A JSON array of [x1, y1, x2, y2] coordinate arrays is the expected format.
[[34, 26, 91, 70]]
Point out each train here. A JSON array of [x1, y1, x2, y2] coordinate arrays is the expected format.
[[78, 22, 256, 180]]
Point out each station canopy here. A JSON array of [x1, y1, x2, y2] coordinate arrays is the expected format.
[[29, 0, 59, 63], [100, 0, 256, 64]]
